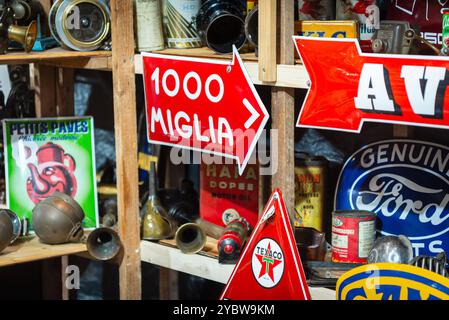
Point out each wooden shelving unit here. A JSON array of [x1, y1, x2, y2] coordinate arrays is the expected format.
[[0, 0, 322, 301], [0, 0, 139, 300]]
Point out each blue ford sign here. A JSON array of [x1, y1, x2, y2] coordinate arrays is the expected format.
[[335, 140, 449, 257]]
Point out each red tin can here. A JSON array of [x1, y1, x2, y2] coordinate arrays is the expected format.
[[200, 162, 259, 228], [332, 210, 376, 263]]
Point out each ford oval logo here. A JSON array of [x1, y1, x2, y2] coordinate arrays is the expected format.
[[335, 140, 449, 257]]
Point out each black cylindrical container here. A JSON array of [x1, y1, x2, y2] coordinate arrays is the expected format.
[[196, 0, 246, 54]]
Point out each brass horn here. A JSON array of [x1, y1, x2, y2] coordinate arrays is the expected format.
[[175, 219, 225, 254], [8, 20, 37, 52], [175, 222, 207, 254], [86, 227, 122, 262]]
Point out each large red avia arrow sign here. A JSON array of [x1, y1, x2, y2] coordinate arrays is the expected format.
[[142, 48, 269, 174], [294, 36, 449, 132]]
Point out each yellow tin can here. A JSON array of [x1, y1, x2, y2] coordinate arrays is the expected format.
[[294, 20, 359, 39], [294, 154, 327, 232]]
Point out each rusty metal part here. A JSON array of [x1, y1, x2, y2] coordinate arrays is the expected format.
[[294, 227, 327, 262], [410, 252, 448, 277], [32, 191, 85, 244], [372, 21, 415, 54]]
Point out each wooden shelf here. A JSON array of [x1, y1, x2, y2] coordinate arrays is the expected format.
[[0, 236, 87, 268], [134, 46, 310, 89], [0, 47, 111, 64], [140, 240, 336, 300]]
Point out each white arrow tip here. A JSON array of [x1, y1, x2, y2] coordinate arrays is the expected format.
[[243, 98, 260, 129]]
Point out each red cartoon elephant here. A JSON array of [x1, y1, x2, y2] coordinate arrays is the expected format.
[[26, 142, 77, 204]]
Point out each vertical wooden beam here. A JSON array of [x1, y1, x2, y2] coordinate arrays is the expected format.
[[159, 268, 179, 300], [56, 68, 75, 116], [110, 0, 141, 300], [33, 64, 57, 117], [41, 257, 69, 300], [271, 0, 296, 221], [393, 125, 412, 138], [259, 0, 277, 82]]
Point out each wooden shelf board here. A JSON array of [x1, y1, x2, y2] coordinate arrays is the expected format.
[[134, 52, 309, 89], [0, 47, 111, 65], [140, 240, 336, 300], [0, 236, 87, 267], [152, 47, 258, 62]]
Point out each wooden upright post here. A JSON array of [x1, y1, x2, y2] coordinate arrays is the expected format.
[[271, 0, 296, 221], [259, 0, 277, 82], [110, 0, 141, 300]]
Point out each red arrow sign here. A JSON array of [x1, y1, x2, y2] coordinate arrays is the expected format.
[[293, 36, 449, 132], [220, 189, 310, 300], [142, 48, 269, 174]]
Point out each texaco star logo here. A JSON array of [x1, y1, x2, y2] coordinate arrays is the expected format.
[[251, 238, 284, 288]]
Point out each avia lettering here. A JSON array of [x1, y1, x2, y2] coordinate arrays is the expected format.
[[354, 64, 447, 118]]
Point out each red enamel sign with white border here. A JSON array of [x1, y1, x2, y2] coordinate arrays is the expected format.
[[293, 36, 449, 132], [142, 48, 269, 175], [220, 189, 310, 300]]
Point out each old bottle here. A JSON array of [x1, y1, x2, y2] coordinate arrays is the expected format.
[[141, 161, 173, 240]]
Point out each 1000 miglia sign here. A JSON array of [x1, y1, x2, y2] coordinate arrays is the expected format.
[[335, 140, 449, 256]]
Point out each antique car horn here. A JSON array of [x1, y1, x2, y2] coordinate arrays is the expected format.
[[175, 219, 224, 254], [175, 222, 206, 254], [86, 227, 122, 261], [196, 0, 246, 54], [8, 20, 37, 52]]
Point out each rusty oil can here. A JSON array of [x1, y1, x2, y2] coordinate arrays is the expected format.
[[294, 153, 327, 232]]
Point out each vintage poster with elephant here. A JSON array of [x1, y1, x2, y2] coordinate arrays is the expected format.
[[2, 117, 99, 230]]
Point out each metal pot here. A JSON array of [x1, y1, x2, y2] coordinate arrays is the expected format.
[[0, 211, 13, 253], [32, 192, 85, 244]]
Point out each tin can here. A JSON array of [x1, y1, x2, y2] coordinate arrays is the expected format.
[[134, 0, 165, 52], [443, 9, 449, 52], [298, 0, 336, 20], [294, 154, 327, 232], [336, 0, 379, 52], [332, 210, 377, 263], [162, 0, 202, 48]]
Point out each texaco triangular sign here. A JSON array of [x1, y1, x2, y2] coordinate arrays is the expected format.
[[220, 189, 311, 300]]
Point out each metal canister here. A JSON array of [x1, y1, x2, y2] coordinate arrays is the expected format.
[[162, 0, 202, 48], [294, 153, 327, 232], [442, 9, 449, 55], [298, 0, 336, 21], [332, 210, 377, 263], [217, 217, 250, 264], [134, 0, 165, 51]]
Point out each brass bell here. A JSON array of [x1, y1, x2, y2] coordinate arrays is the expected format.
[[8, 20, 37, 52]]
